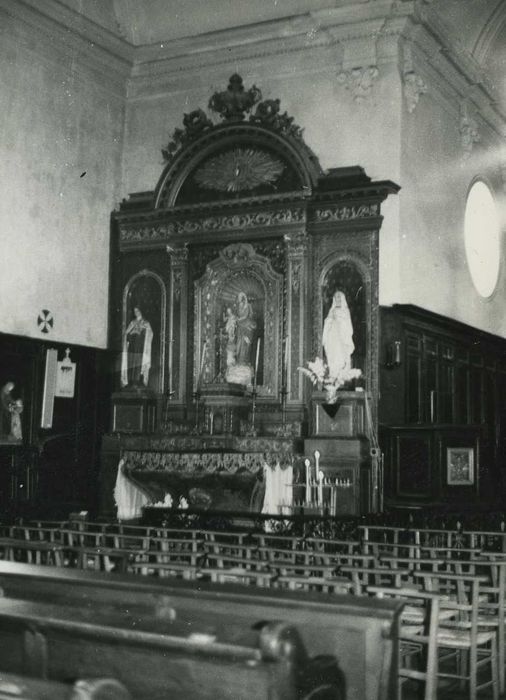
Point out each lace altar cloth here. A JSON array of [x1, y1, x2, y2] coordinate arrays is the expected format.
[[116, 447, 296, 519]]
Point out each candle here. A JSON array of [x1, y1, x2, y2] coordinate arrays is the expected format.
[[314, 450, 320, 484], [394, 340, 401, 365], [304, 458, 311, 504], [318, 470, 324, 506], [255, 338, 261, 377], [284, 336, 289, 385], [198, 340, 207, 385]]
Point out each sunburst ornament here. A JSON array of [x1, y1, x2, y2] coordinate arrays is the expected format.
[[194, 148, 284, 193]]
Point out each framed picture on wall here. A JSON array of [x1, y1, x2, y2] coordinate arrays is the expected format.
[[447, 447, 474, 485]]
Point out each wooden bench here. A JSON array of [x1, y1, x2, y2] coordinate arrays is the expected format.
[[0, 671, 131, 699], [0, 561, 402, 700], [0, 537, 64, 567], [0, 595, 345, 700]]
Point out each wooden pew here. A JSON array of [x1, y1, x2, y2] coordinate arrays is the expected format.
[[0, 537, 64, 567], [0, 672, 131, 699], [0, 561, 402, 700], [0, 597, 344, 700]]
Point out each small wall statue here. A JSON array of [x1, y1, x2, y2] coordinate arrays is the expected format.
[[121, 306, 153, 388], [322, 290, 355, 379], [0, 382, 23, 441]]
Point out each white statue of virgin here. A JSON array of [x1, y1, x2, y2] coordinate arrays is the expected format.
[[322, 290, 355, 378]]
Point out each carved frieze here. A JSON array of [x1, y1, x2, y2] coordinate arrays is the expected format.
[[312, 203, 380, 223], [120, 434, 297, 454], [119, 208, 306, 246], [123, 449, 289, 474]]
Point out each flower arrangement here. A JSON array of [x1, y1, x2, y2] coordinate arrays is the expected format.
[[298, 357, 362, 404]]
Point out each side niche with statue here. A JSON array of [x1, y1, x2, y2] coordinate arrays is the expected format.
[[103, 74, 398, 519]]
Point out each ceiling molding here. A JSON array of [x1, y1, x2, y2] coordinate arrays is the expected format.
[[472, 0, 506, 65], [3, 0, 505, 132], [127, 11, 412, 100], [403, 14, 506, 133]]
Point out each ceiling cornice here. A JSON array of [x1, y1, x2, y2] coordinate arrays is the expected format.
[[3, 0, 504, 131], [128, 8, 413, 99], [132, 2, 409, 65], [402, 10, 506, 133], [472, 0, 506, 65]]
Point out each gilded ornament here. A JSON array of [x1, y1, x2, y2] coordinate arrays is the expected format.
[[194, 148, 284, 193], [162, 109, 213, 162], [208, 73, 262, 121]]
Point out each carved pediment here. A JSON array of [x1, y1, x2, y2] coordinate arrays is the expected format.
[[155, 75, 322, 208]]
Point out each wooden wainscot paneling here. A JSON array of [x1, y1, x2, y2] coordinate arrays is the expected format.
[[380, 304, 506, 508]]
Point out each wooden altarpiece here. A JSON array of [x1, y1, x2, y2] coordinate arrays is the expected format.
[[102, 75, 398, 517]]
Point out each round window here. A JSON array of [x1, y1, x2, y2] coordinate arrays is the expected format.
[[464, 180, 501, 298]]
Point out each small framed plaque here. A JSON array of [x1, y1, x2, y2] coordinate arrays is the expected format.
[[447, 447, 474, 486]]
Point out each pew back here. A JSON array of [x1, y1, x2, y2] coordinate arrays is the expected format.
[[0, 561, 402, 700], [0, 598, 333, 700]]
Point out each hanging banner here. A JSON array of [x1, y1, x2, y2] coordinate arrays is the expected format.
[[55, 348, 76, 398]]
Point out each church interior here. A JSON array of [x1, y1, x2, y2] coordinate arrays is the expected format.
[[1, 0, 506, 697]]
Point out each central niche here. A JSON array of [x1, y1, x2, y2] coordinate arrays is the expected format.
[[194, 243, 283, 398]]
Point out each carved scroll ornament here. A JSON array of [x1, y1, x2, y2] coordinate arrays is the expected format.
[[119, 208, 306, 246], [313, 203, 379, 223], [162, 75, 308, 165]]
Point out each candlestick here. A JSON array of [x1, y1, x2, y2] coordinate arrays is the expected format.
[[198, 340, 207, 386], [254, 338, 261, 380], [314, 450, 320, 484]]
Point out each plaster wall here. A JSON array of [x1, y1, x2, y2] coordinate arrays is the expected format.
[[399, 80, 506, 337], [0, 9, 126, 348]]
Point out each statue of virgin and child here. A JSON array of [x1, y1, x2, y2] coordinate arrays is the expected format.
[[221, 291, 257, 386]]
